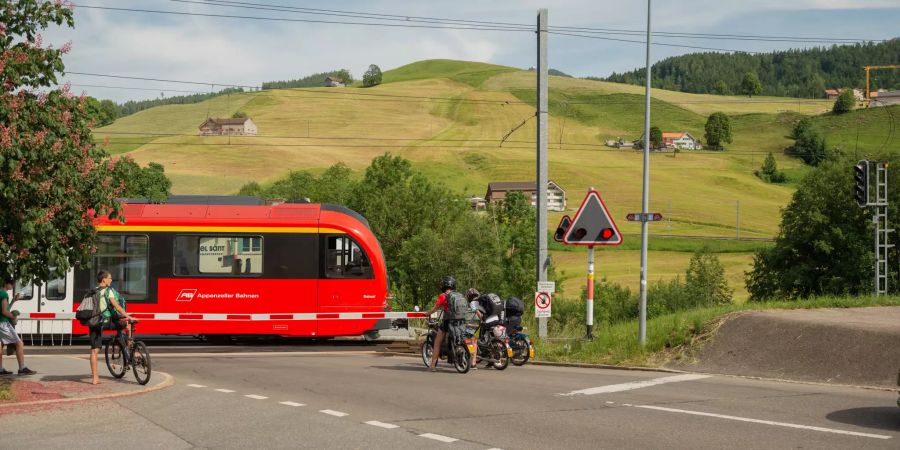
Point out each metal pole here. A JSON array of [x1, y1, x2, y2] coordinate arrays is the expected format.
[[536, 9, 549, 339], [586, 246, 595, 340], [638, 0, 652, 346]]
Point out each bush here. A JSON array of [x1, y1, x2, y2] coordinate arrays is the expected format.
[[832, 90, 855, 114]]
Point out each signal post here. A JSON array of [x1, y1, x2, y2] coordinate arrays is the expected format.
[[855, 160, 892, 295], [555, 188, 622, 340]]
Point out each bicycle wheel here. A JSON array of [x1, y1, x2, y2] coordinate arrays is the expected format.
[[105, 339, 127, 379], [131, 341, 152, 385], [453, 345, 470, 374], [421, 339, 434, 368], [491, 341, 509, 371], [511, 337, 530, 366]]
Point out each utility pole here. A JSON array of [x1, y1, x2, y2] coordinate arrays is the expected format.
[[638, 0, 652, 346], [536, 9, 549, 339]]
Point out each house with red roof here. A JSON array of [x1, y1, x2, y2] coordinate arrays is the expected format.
[[662, 132, 702, 150]]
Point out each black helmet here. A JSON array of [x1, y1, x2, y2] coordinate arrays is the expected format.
[[440, 276, 456, 291], [465, 288, 480, 301]]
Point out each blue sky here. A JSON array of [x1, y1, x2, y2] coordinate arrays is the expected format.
[[47, 1, 900, 102]]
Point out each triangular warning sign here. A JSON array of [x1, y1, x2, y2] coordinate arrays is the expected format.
[[562, 189, 623, 246]]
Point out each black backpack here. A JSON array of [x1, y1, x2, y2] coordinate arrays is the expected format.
[[444, 291, 468, 320], [479, 293, 503, 317], [505, 296, 525, 317], [75, 289, 103, 327]]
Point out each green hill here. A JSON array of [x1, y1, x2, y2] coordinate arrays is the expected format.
[[381, 59, 519, 87], [92, 59, 898, 300]]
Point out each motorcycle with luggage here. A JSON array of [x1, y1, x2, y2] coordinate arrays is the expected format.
[[421, 318, 474, 373], [470, 321, 512, 370], [503, 296, 533, 366]]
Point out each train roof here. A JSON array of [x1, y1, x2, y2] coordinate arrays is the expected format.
[[101, 196, 370, 230]]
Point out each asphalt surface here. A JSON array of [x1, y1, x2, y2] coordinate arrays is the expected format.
[[4, 350, 899, 449]]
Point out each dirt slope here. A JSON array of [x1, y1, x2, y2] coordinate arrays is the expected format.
[[669, 307, 900, 388]]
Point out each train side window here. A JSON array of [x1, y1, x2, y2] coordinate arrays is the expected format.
[[46, 268, 66, 301], [94, 235, 149, 301], [14, 280, 34, 301], [174, 235, 263, 276], [325, 236, 373, 279]]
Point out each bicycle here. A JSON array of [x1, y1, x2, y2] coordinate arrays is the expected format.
[[104, 319, 152, 385]]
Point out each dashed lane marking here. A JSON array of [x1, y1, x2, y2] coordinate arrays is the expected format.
[[279, 401, 305, 407], [187, 384, 206, 388], [419, 433, 458, 443], [365, 421, 399, 429], [214, 389, 235, 393], [245, 394, 268, 400], [633, 405, 892, 440], [320, 409, 349, 417], [560, 374, 711, 396]]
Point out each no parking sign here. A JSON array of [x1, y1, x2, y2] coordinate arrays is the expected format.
[[535, 292, 552, 318]]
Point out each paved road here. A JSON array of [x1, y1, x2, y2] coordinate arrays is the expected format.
[[4, 351, 898, 449]]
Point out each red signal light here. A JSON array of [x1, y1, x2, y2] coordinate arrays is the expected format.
[[600, 228, 614, 240]]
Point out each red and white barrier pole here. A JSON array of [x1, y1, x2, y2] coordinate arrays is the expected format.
[[16, 311, 429, 321], [586, 245, 595, 340]]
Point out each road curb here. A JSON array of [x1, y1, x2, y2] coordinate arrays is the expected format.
[[0, 370, 175, 409]]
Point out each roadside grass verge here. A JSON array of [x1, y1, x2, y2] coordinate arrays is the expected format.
[[549, 235, 772, 253], [530, 295, 900, 367]]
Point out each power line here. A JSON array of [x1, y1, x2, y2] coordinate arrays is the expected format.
[[68, 79, 832, 107], [64, 72, 530, 104], [549, 31, 758, 54], [76, 5, 530, 33], [98, 138, 848, 157], [74, 4, 857, 55], [175, 0, 883, 44]]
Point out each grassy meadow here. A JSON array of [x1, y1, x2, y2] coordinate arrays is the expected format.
[[91, 59, 898, 298]]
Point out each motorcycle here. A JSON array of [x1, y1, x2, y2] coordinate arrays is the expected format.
[[470, 322, 512, 370], [421, 319, 474, 374], [507, 320, 534, 366]]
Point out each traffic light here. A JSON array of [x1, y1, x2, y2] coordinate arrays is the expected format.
[[855, 160, 869, 207]]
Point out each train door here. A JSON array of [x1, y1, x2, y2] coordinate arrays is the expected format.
[[318, 234, 377, 336], [39, 269, 74, 334], [10, 270, 73, 335], [9, 280, 38, 334]]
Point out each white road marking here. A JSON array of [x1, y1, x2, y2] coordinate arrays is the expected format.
[[279, 401, 305, 407], [561, 374, 711, 396], [633, 405, 892, 440], [244, 394, 268, 400], [320, 409, 348, 417], [187, 384, 206, 388], [605, 401, 615, 404], [365, 421, 399, 429], [419, 433, 458, 443], [214, 389, 235, 393]]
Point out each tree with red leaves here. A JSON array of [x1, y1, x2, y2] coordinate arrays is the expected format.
[[0, 1, 122, 282]]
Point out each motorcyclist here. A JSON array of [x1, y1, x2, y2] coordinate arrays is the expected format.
[[424, 276, 458, 372], [465, 288, 483, 368]]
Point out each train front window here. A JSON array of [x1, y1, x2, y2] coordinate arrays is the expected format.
[[174, 235, 264, 276], [94, 235, 149, 301], [325, 236, 373, 279]]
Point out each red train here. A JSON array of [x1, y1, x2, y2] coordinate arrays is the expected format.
[[57, 196, 390, 339]]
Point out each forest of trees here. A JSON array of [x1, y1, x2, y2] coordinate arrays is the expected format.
[[261, 69, 354, 90], [116, 87, 245, 118], [600, 39, 900, 98]]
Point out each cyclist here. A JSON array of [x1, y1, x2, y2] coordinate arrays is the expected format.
[[88, 270, 133, 385], [424, 276, 461, 372]]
